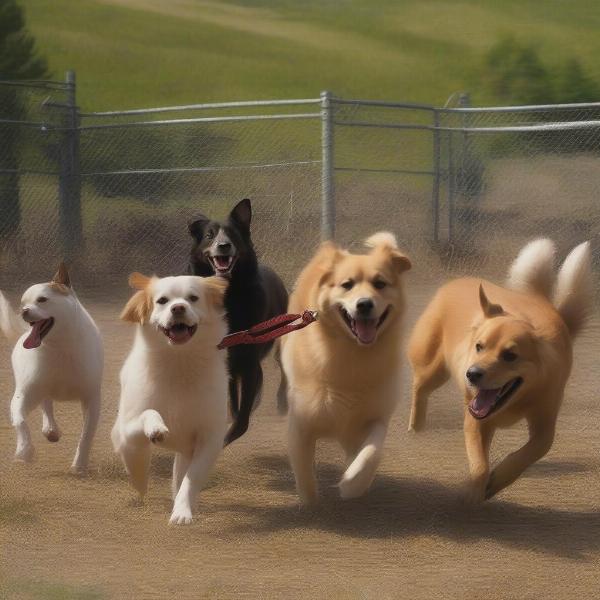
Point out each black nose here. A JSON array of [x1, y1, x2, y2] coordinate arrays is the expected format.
[[21, 307, 29, 317], [217, 242, 232, 253], [171, 304, 186, 315], [466, 366, 485, 385], [356, 298, 374, 316]]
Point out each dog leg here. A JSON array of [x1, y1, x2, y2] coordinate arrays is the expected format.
[[170, 431, 223, 525], [339, 422, 387, 499], [274, 344, 289, 415], [224, 364, 262, 445], [408, 363, 449, 432], [288, 418, 318, 505], [463, 411, 494, 503], [41, 398, 61, 443], [486, 415, 556, 500], [228, 377, 239, 420], [172, 452, 192, 500], [10, 391, 37, 463], [71, 392, 101, 475]]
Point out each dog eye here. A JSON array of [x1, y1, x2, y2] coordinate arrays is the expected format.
[[475, 343, 483, 353], [373, 280, 387, 290], [188, 295, 199, 302], [501, 350, 518, 362], [340, 280, 354, 291], [205, 230, 214, 240], [37, 296, 47, 303], [156, 297, 168, 305]]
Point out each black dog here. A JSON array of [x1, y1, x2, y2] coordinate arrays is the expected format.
[[189, 198, 289, 445]]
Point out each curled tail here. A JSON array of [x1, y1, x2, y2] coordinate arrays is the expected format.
[[554, 241, 592, 337], [507, 238, 556, 298], [0, 290, 25, 343]]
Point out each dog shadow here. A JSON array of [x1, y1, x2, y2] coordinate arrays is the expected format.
[[220, 454, 600, 560]]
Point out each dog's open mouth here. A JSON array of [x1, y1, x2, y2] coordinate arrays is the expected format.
[[209, 255, 236, 276], [23, 318, 55, 349], [159, 322, 198, 345], [338, 305, 390, 345], [468, 377, 523, 420]]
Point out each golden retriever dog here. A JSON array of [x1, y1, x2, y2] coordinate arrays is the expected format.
[[408, 239, 592, 501], [281, 232, 411, 503]]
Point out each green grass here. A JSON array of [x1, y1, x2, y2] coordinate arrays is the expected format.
[[18, 0, 600, 111]]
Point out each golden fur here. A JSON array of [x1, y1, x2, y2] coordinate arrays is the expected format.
[[408, 239, 591, 501], [281, 232, 410, 503]]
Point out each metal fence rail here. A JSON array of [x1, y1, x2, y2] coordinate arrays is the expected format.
[[1, 72, 599, 294]]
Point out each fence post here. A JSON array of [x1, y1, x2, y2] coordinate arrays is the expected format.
[[320, 90, 335, 240], [431, 109, 441, 244], [58, 69, 82, 261]]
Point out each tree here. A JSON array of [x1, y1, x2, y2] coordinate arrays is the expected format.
[[0, 0, 49, 239], [556, 58, 599, 104]]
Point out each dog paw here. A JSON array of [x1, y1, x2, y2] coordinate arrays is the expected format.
[[169, 506, 193, 525], [338, 471, 373, 500], [462, 478, 488, 506], [43, 428, 61, 443], [146, 423, 169, 444], [14, 444, 35, 463]]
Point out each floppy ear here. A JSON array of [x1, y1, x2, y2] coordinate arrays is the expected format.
[[391, 250, 411, 273], [52, 262, 71, 288], [229, 198, 252, 230], [479, 284, 504, 318], [203, 276, 228, 308], [120, 290, 153, 324], [128, 272, 152, 291], [188, 216, 210, 240]]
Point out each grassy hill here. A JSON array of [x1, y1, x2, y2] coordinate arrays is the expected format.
[[19, 0, 600, 111]]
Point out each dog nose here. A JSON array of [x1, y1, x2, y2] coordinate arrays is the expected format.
[[466, 366, 485, 385], [171, 303, 186, 315], [21, 307, 29, 318], [356, 298, 374, 316], [217, 242, 231, 253]]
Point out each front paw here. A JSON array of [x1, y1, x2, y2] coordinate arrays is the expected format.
[[43, 427, 61, 443], [14, 444, 35, 463], [338, 469, 374, 500], [169, 505, 193, 525], [145, 423, 169, 444], [463, 476, 489, 506]]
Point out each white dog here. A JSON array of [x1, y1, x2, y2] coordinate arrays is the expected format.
[[112, 273, 228, 525], [0, 264, 103, 474]]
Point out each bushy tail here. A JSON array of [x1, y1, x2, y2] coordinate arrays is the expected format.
[[506, 238, 556, 298], [0, 290, 25, 343], [554, 241, 592, 337], [364, 231, 398, 250]]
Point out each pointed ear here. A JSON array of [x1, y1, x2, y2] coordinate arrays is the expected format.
[[315, 241, 343, 287], [229, 198, 252, 230], [128, 272, 152, 291], [479, 284, 504, 318], [189, 216, 209, 240], [120, 290, 153, 324], [391, 250, 411, 273], [203, 276, 228, 308], [52, 262, 71, 288]]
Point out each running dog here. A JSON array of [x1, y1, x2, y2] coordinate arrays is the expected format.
[[189, 198, 288, 445], [112, 273, 228, 525], [281, 232, 411, 503], [408, 239, 592, 501], [0, 264, 103, 474]]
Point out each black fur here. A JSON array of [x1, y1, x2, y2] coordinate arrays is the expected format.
[[188, 199, 289, 445]]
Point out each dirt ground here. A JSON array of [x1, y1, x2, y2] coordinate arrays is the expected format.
[[1, 284, 599, 599]]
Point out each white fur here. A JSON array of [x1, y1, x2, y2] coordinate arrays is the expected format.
[[506, 238, 556, 298], [554, 241, 593, 336], [364, 231, 398, 250], [111, 275, 228, 525], [0, 283, 103, 473]]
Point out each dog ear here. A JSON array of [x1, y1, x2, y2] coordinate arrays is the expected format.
[[479, 284, 504, 318], [203, 276, 228, 308], [128, 272, 152, 291], [52, 262, 71, 288], [391, 250, 411, 273], [315, 241, 343, 287], [120, 290, 153, 324], [189, 216, 210, 240], [229, 198, 252, 230]]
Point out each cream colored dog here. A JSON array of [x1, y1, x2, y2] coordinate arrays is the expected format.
[[408, 239, 592, 501], [112, 273, 228, 525], [281, 233, 411, 503]]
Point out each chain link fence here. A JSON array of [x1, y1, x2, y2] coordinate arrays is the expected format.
[[0, 73, 599, 299]]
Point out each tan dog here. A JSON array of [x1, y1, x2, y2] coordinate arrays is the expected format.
[[408, 239, 592, 501], [281, 232, 411, 503]]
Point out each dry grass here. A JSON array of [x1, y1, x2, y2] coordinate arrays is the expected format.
[[1, 286, 599, 599]]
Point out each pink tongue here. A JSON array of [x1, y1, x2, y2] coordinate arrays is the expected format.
[[23, 321, 44, 349], [215, 257, 229, 268], [168, 326, 192, 344], [353, 318, 377, 344], [469, 389, 499, 419]]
